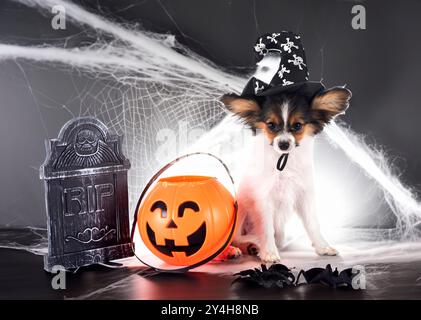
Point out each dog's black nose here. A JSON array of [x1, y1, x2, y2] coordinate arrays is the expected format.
[[278, 141, 290, 151]]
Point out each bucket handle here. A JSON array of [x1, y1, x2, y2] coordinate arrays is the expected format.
[[130, 152, 238, 273]]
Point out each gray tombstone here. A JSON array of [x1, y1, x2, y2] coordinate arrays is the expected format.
[[40, 117, 133, 272]]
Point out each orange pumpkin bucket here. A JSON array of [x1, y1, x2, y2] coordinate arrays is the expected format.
[[131, 153, 237, 271]]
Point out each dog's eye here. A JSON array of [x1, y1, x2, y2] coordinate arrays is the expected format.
[[291, 122, 302, 132], [266, 122, 276, 131]]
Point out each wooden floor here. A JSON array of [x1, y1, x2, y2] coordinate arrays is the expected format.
[[1, 248, 421, 300]]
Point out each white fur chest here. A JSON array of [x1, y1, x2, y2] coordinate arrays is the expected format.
[[239, 132, 315, 200]]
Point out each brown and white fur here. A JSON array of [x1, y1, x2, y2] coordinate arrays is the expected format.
[[219, 86, 351, 262]]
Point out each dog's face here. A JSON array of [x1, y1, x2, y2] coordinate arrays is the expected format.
[[221, 87, 351, 154]]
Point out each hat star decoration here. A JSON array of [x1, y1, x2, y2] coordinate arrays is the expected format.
[[242, 31, 324, 98]]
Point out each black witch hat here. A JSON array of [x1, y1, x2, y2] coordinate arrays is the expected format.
[[242, 31, 324, 98]]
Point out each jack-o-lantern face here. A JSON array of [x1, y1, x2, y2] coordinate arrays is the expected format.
[[137, 176, 236, 266], [146, 200, 206, 257]]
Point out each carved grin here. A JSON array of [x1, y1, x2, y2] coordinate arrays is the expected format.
[[146, 222, 206, 257]]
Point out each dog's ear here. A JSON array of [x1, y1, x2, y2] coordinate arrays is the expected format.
[[220, 93, 261, 128], [310, 87, 351, 132]]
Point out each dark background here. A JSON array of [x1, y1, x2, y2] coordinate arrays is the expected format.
[[0, 0, 420, 227]]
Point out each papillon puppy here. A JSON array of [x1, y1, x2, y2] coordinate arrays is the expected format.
[[219, 86, 351, 262]]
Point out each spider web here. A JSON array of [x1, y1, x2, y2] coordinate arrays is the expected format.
[[1, 0, 421, 245], [64, 76, 229, 216]]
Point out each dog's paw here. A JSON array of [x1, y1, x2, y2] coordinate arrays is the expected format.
[[315, 246, 339, 256], [258, 249, 281, 263], [246, 243, 259, 256], [235, 242, 259, 256], [214, 245, 242, 261]]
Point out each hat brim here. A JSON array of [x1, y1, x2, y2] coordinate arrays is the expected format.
[[256, 81, 325, 98]]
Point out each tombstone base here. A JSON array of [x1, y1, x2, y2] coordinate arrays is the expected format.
[[43, 243, 134, 272]]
